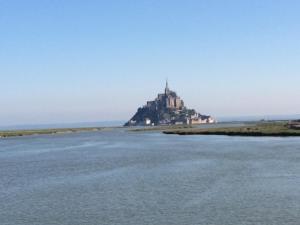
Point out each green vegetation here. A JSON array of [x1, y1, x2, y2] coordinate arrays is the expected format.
[[0, 127, 104, 138], [163, 122, 300, 136]]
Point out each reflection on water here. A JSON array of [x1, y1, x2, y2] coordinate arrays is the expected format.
[[1, 130, 300, 225]]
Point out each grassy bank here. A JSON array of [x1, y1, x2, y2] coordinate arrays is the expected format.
[[0, 127, 104, 138], [163, 122, 300, 136]]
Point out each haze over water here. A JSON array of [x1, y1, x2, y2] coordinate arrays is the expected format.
[[1, 129, 300, 225]]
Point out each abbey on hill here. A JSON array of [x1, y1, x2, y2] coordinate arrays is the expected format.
[[124, 81, 216, 126]]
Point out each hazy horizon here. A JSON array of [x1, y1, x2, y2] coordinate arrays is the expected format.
[[1, 114, 300, 131], [1, 0, 299, 126]]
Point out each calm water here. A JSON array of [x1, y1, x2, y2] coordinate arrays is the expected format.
[[1, 129, 300, 225]]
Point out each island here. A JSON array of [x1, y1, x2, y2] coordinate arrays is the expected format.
[[124, 81, 215, 126]]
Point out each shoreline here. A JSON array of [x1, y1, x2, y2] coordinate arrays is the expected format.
[[2, 122, 300, 138], [162, 122, 300, 137], [0, 127, 106, 138], [163, 130, 300, 137]]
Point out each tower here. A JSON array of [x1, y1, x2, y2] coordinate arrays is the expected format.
[[165, 79, 170, 95]]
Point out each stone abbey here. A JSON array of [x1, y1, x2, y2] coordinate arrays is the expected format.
[[124, 81, 215, 126], [147, 80, 184, 111]]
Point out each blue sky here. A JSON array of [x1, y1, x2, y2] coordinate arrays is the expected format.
[[0, 0, 299, 125]]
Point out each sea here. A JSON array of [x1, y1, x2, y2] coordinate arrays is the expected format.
[[1, 127, 300, 225]]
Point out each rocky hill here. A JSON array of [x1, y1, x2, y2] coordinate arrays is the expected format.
[[124, 81, 215, 126]]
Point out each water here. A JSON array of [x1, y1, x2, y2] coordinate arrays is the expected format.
[[1, 130, 300, 225]]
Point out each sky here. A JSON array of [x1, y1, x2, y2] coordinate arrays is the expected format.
[[0, 0, 300, 126]]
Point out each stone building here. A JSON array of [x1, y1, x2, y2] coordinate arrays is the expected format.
[[164, 80, 184, 110]]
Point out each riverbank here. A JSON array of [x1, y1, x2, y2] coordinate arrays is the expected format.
[[0, 127, 105, 138], [163, 122, 300, 136]]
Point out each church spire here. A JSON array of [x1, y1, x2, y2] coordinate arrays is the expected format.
[[165, 79, 170, 94]]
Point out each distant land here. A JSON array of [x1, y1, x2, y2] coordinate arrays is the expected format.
[[1, 115, 300, 131], [0, 127, 106, 138], [163, 121, 300, 136], [1, 119, 300, 138], [125, 81, 215, 126], [218, 114, 300, 122], [0, 121, 125, 131]]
